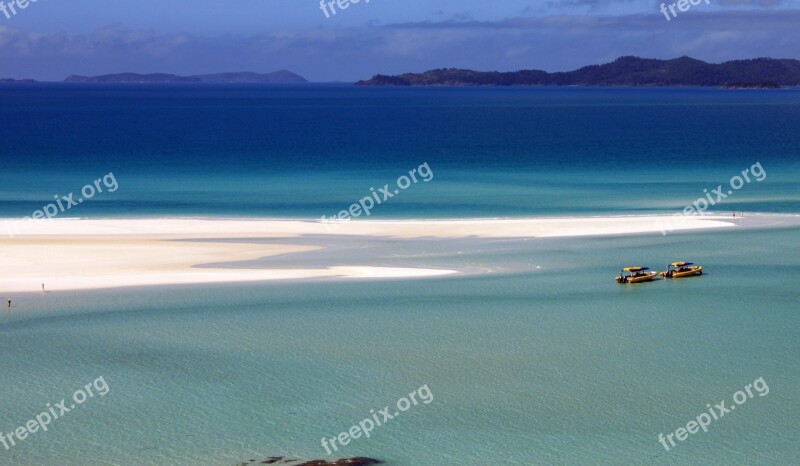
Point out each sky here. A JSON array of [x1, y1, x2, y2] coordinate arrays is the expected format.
[[1, 0, 800, 81]]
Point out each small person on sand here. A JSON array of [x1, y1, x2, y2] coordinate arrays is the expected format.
[[7, 299, 10, 309]]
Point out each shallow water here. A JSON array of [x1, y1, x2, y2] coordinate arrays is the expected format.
[[1, 225, 798, 465]]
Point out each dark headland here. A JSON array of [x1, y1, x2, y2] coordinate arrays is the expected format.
[[64, 70, 308, 84], [356, 56, 800, 88]]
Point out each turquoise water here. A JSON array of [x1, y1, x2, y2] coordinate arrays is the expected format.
[[1, 86, 799, 465], [1, 226, 799, 465]]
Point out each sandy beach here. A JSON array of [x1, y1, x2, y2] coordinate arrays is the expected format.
[[0, 214, 789, 293]]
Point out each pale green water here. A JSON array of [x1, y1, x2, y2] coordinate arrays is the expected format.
[[1, 224, 798, 465]]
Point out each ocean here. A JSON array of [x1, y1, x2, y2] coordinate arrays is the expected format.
[[1, 84, 799, 465], [1, 84, 799, 218]]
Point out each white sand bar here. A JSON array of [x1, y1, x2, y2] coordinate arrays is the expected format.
[[0, 214, 763, 293]]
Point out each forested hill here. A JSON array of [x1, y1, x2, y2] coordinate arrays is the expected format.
[[356, 56, 800, 87]]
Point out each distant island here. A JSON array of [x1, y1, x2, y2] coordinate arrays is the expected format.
[[721, 82, 782, 90], [356, 56, 800, 88], [64, 70, 308, 84], [0, 78, 37, 84]]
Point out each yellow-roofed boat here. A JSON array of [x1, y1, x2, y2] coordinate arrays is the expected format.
[[615, 266, 658, 284], [661, 261, 703, 278]]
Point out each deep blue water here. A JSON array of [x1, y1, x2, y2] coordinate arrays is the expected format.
[[1, 84, 799, 218]]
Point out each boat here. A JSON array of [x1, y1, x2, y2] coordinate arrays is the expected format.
[[615, 266, 658, 284], [661, 261, 703, 278]]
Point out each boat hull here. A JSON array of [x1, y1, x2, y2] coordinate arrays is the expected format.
[[664, 266, 703, 278], [615, 271, 658, 283]]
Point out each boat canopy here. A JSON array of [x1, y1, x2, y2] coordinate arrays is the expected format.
[[623, 266, 649, 272], [670, 262, 694, 267]]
